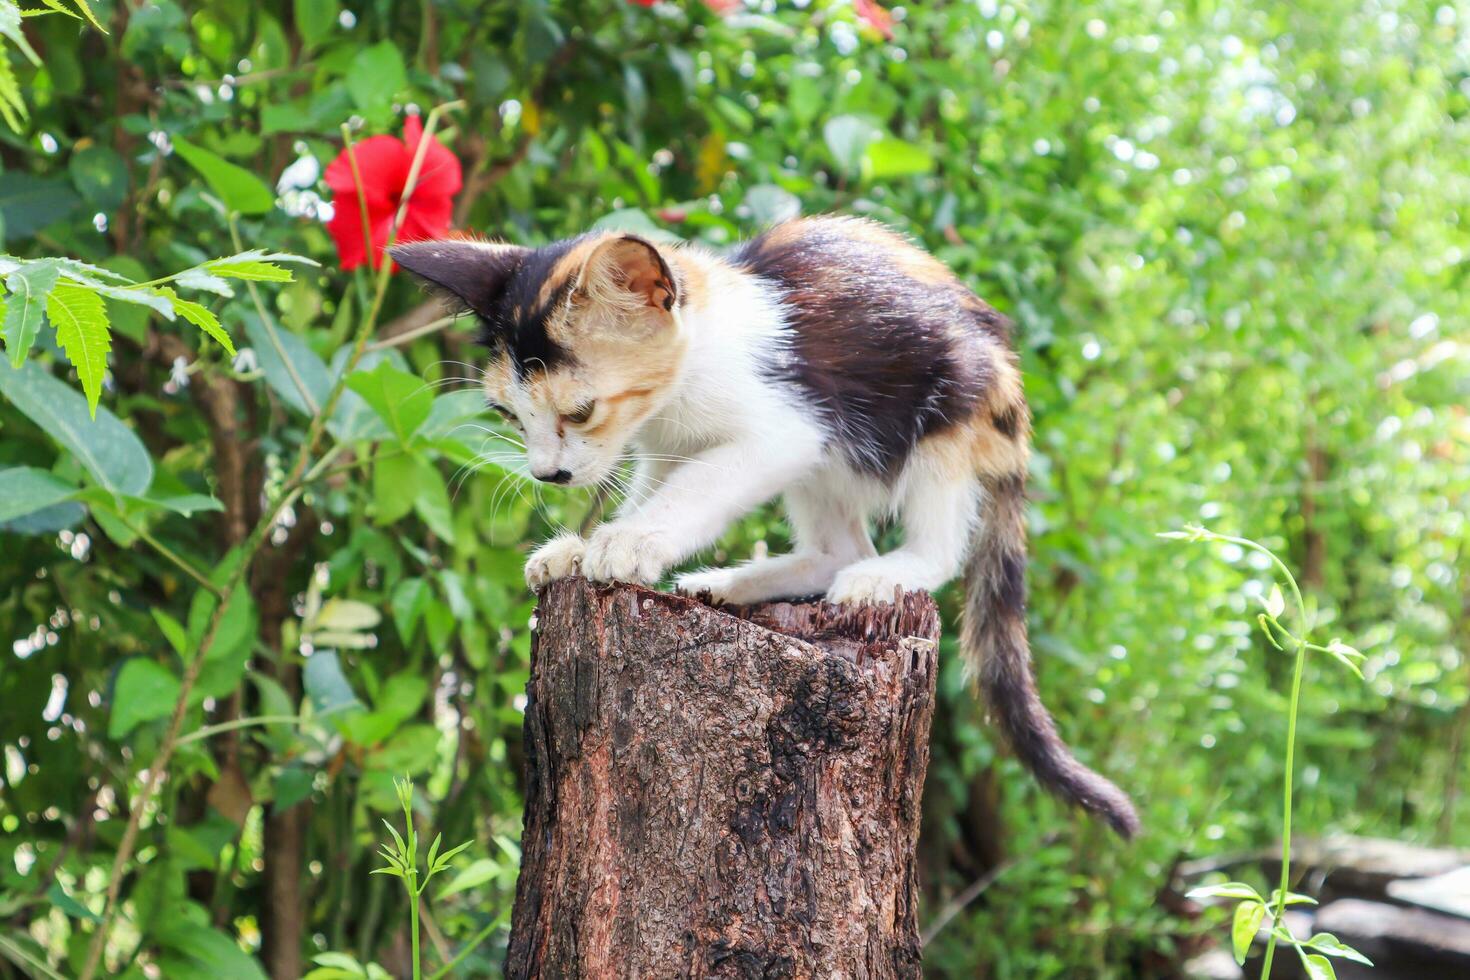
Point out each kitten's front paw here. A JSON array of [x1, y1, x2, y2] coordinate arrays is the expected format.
[[826, 563, 912, 606], [525, 533, 586, 588], [583, 525, 676, 585]]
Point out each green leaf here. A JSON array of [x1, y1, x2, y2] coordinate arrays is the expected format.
[[274, 764, 314, 810], [0, 2, 42, 63], [64, 0, 107, 35], [0, 51, 26, 132], [346, 42, 407, 118], [1305, 933, 1373, 966], [437, 857, 498, 899], [150, 609, 190, 659], [303, 651, 363, 719], [243, 313, 331, 416], [0, 359, 153, 493], [68, 145, 128, 210], [171, 136, 276, 215], [1300, 953, 1337, 980], [0, 173, 80, 239], [3, 258, 61, 367], [295, 0, 338, 48], [1269, 889, 1318, 908], [430, 839, 473, 874], [175, 268, 235, 296], [205, 260, 294, 283], [311, 598, 382, 633], [82, 281, 174, 319], [157, 287, 235, 355], [390, 577, 430, 642], [0, 466, 76, 523], [374, 452, 418, 524], [46, 282, 112, 416], [346, 361, 433, 442], [742, 184, 801, 225], [1232, 900, 1266, 965], [823, 114, 882, 174], [134, 492, 224, 516], [154, 920, 268, 980], [109, 658, 181, 739], [863, 138, 934, 179], [45, 881, 99, 921], [411, 456, 455, 542], [1186, 882, 1264, 903], [308, 953, 368, 977]]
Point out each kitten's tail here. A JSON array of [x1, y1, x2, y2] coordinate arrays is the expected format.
[[962, 469, 1140, 838]]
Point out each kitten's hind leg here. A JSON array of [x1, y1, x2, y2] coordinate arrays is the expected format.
[[676, 482, 874, 604], [827, 456, 979, 605]]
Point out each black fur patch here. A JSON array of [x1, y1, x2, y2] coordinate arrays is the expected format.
[[390, 237, 579, 376], [731, 223, 1000, 476], [479, 237, 588, 376]]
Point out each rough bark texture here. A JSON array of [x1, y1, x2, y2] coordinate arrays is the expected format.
[[506, 577, 940, 980]]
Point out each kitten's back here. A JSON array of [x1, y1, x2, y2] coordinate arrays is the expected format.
[[729, 216, 1008, 476]]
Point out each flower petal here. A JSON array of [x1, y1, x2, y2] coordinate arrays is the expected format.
[[401, 116, 463, 200], [324, 134, 410, 208], [398, 193, 455, 246], [327, 192, 368, 270]]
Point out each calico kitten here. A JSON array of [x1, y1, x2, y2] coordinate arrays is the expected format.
[[391, 216, 1139, 837]]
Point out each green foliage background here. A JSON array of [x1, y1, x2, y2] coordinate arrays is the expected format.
[[1, 0, 1468, 976]]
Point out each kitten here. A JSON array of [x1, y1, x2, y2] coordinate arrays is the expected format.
[[391, 216, 1139, 837]]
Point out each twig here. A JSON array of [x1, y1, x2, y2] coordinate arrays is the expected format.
[[130, 521, 224, 597], [919, 857, 1018, 946], [175, 703, 354, 747], [366, 314, 462, 352], [426, 919, 499, 980]]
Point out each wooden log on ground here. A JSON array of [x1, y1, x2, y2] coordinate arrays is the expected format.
[[505, 577, 941, 979]]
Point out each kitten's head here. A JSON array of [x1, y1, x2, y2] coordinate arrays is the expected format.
[[390, 233, 684, 488]]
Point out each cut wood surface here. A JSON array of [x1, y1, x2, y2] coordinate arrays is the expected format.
[[505, 577, 941, 979]]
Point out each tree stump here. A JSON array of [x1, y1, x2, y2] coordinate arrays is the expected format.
[[505, 577, 940, 979]]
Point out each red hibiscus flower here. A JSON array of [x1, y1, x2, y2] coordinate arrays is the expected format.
[[626, 0, 657, 6], [854, 0, 895, 40], [325, 114, 463, 272], [702, 0, 741, 13]]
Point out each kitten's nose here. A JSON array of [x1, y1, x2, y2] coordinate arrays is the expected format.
[[535, 468, 573, 485]]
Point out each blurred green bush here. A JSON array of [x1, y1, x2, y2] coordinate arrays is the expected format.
[[0, 1, 1466, 976]]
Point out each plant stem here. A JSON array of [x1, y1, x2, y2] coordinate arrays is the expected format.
[[426, 920, 500, 980], [1259, 628, 1307, 979], [0, 933, 68, 980], [1193, 530, 1312, 980], [410, 881, 423, 980], [175, 703, 353, 746], [127, 520, 224, 597], [365, 314, 461, 351]]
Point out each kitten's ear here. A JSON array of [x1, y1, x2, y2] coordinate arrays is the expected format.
[[576, 235, 678, 315], [389, 239, 528, 318]]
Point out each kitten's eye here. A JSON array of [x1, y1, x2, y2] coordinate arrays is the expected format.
[[563, 401, 596, 425], [489, 402, 522, 428]]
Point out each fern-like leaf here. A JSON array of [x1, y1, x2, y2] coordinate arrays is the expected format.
[[0, 49, 27, 132], [204, 260, 295, 283], [157, 287, 236, 355], [0, 1, 42, 64], [4, 259, 61, 368], [46, 283, 111, 417]]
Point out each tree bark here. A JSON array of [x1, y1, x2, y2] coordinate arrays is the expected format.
[[506, 577, 940, 979]]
